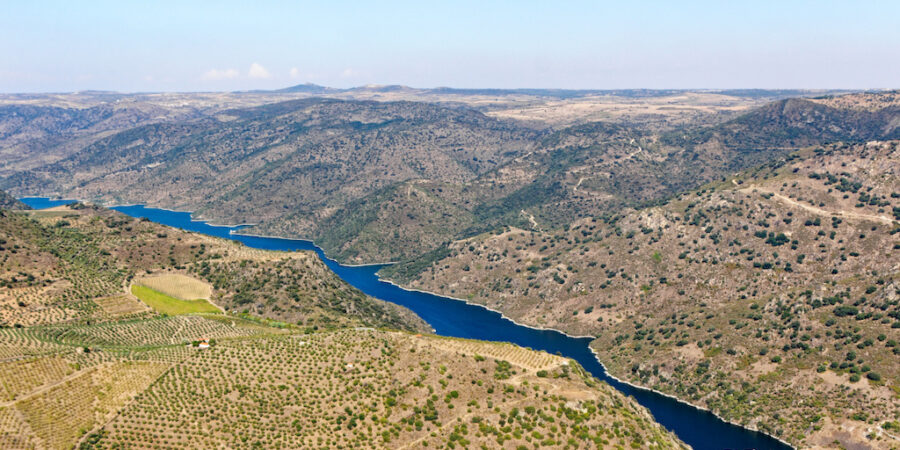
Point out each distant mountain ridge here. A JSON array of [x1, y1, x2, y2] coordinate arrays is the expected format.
[[1, 91, 897, 263], [270, 83, 856, 100], [269, 83, 340, 94]]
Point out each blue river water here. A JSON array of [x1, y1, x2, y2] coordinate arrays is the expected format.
[[21, 198, 789, 450]]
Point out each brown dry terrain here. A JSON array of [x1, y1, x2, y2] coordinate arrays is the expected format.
[[2, 88, 900, 449], [0, 198, 691, 449], [0, 302, 686, 449], [0, 190, 29, 210], [389, 141, 900, 448], [5, 89, 886, 264], [484, 91, 774, 128], [87, 330, 684, 449]]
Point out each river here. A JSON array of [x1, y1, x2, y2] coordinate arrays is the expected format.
[[21, 198, 789, 450]]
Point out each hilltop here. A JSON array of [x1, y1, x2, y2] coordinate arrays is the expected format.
[[385, 141, 900, 448]]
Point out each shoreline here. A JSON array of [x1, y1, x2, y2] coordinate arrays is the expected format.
[[27, 197, 408, 267], [21, 196, 793, 448], [108, 203, 261, 228], [229, 230, 401, 267], [377, 277, 795, 449], [108, 201, 395, 267], [583, 347, 795, 449]]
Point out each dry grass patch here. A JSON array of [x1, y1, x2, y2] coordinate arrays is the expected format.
[[95, 294, 149, 316], [135, 274, 211, 300], [0, 356, 75, 402]]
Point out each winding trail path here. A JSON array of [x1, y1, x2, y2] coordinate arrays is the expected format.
[[738, 183, 895, 225], [520, 210, 542, 232]]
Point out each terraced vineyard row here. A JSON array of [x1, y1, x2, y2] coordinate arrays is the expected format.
[[15, 361, 168, 449], [0, 356, 74, 402], [32, 315, 273, 348], [0, 328, 67, 361], [422, 336, 567, 371], [0, 407, 38, 449], [90, 330, 680, 449]]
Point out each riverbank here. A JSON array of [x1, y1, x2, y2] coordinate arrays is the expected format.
[[378, 276, 795, 449], [18, 197, 791, 450]]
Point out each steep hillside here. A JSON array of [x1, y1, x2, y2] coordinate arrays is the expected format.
[[0, 206, 683, 449], [0, 204, 427, 332], [302, 180, 477, 262], [661, 96, 900, 168], [0, 189, 29, 210], [1, 98, 538, 260], [0, 102, 205, 177], [466, 94, 900, 233], [387, 141, 900, 448], [3, 92, 896, 264], [299, 93, 900, 262], [0, 327, 685, 449]]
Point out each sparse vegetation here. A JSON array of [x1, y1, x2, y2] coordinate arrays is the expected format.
[[0, 200, 684, 448], [390, 141, 900, 448], [3, 88, 900, 449]]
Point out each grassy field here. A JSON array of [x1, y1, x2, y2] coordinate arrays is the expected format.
[[130, 285, 220, 315]]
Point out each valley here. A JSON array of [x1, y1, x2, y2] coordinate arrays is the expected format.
[[3, 88, 884, 265], [0, 198, 693, 449], [5, 2, 898, 448], [2, 88, 898, 449], [21, 196, 790, 449], [386, 141, 900, 447]]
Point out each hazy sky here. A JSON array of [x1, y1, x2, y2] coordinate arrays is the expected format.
[[2, 0, 898, 93]]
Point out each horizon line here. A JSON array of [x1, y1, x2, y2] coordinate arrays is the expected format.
[[1, 85, 893, 96]]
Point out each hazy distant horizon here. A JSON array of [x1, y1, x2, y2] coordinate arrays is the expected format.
[[0, 83, 883, 96], [2, 0, 898, 93]]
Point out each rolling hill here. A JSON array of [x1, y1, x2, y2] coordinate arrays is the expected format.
[[0, 202, 426, 331], [384, 140, 900, 448], [4, 91, 895, 264], [0, 98, 539, 262], [0, 202, 684, 449]]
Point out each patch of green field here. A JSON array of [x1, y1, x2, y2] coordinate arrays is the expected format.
[[130, 285, 220, 315]]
